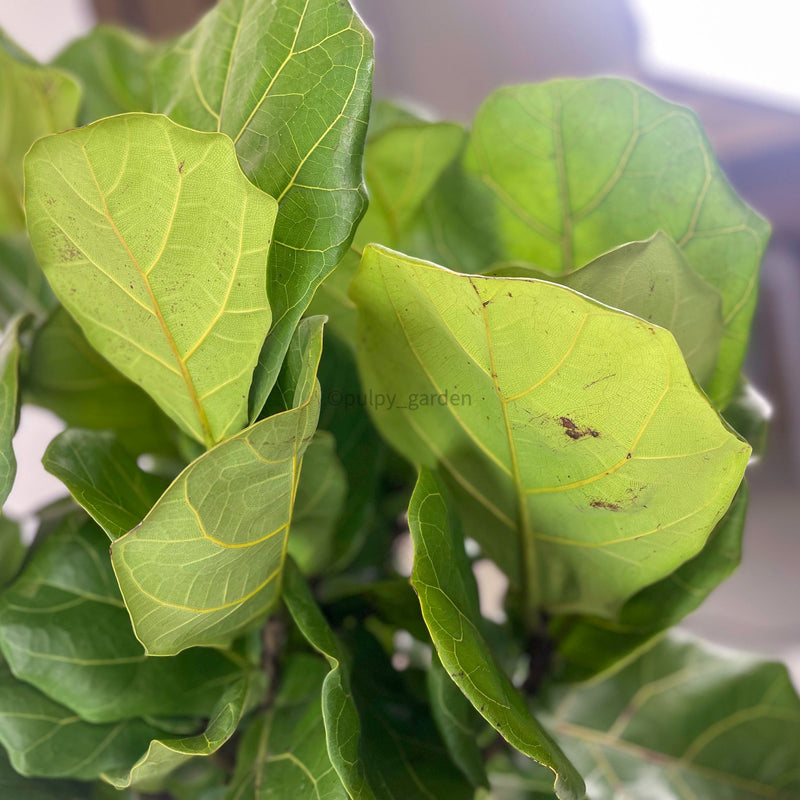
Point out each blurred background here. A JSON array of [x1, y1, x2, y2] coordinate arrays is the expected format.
[[1, 0, 798, 675]]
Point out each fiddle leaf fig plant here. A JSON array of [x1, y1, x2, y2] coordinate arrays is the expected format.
[[0, 3, 793, 799]]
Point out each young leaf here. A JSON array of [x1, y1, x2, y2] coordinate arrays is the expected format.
[[0, 658, 168, 780], [24, 307, 175, 456], [227, 654, 351, 800], [0, 514, 249, 723], [111, 318, 323, 654], [408, 469, 585, 800], [54, 26, 156, 123], [455, 79, 769, 404], [102, 672, 264, 791], [351, 246, 750, 619], [0, 315, 24, 506], [288, 431, 347, 575], [0, 33, 80, 233], [0, 234, 56, 325], [494, 232, 725, 388], [539, 634, 800, 799], [152, 0, 374, 415], [24, 113, 277, 447], [43, 429, 168, 539], [282, 557, 375, 799], [553, 484, 748, 681]]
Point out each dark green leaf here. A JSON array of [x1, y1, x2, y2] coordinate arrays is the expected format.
[[0, 745, 90, 799], [24, 113, 278, 447], [54, 25, 155, 124], [408, 469, 584, 800], [282, 557, 374, 799], [152, 0, 373, 415], [0, 516, 24, 587], [23, 307, 176, 456], [539, 634, 800, 799], [0, 514, 251, 723], [0, 234, 55, 325], [0, 314, 23, 505], [43, 429, 168, 539]]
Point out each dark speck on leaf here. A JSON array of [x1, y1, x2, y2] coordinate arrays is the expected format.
[[590, 499, 621, 511], [559, 416, 599, 440], [178, 160, 184, 174]]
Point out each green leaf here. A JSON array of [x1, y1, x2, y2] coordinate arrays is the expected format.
[[288, 431, 347, 575], [351, 245, 750, 619], [152, 0, 373, 416], [408, 469, 584, 800], [0, 315, 24, 506], [0, 516, 24, 587], [538, 634, 800, 799], [451, 79, 769, 404], [0, 234, 56, 325], [723, 377, 771, 458], [0, 514, 250, 723], [103, 672, 263, 791], [0, 745, 90, 800], [227, 654, 350, 800], [428, 650, 489, 789], [24, 113, 278, 447], [0, 658, 168, 780], [345, 626, 475, 800], [553, 484, 748, 682], [43, 429, 168, 539], [0, 33, 80, 233], [282, 557, 375, 799], [495, 232, 725, 388], [24, 307, 175, 456], [111, 318, 323, 654], [54, 25, 156, 124]]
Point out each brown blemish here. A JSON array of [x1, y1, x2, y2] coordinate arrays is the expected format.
[[559, 416, 600, 440], [178, 160, 185, 174], [590, 499, 621, 511]]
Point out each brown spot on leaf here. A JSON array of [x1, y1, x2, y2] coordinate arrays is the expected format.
[[559, 416, 600, 439], [178, 160, 185, 174], [590, 499, 621, 511]]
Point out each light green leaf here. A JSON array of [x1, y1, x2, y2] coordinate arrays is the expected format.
[[43, 429, 168, 539], [103, 672, 263, 791], [0, 514, 250, 723], [152, 0, 373, 416], [0, 314, 23, 506], [24, 112, 278, 447], [539, 634, 800, 799], [723, 377, 771, 458], [495, 232, 725, 388], [351, 246, 750, 619], [0, 745, 90, 800], [453, 79, 769, 404], [0, 516, 24, 587], [553, 484, 748, 682], [0, 32, 80, 233], [23, 307, 175, 457], [54, 25, 155, 124], [0, 234, 56, 325], [226, 654, 350, 800], [282, 557, 375, 799], [0, 658, 167, 780], [409, 469, 584, 800], [428, 650, 489, 789], [289, 431, 347, 575], [346, 626, 475, 800], [111, 318, 323, 654]]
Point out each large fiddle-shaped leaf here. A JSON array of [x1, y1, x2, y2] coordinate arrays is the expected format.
[[24, 308, 175, 456], [409, 469, 584, 800], [0, 234, 55, 325], [0, 33, 80, 233], [111, 318, 323, 654], [227, 654, 351, 800], [283, 557, 374, 799], [24, 113, 277, 446], [153, 0, 373, 415], [351, 246, 750, 619], [54, 26, 156, 124], [553, 484, 748, 682], [0, 514, 249, 723], [537, 634, 800, 799], [0, 315, 23, 506], [451, 79, 769, 404], [44, 429, 168, 539]]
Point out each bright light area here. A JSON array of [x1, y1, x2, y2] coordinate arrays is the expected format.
[[630, 0, 800, 110], [0, 0, 94, 61]]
